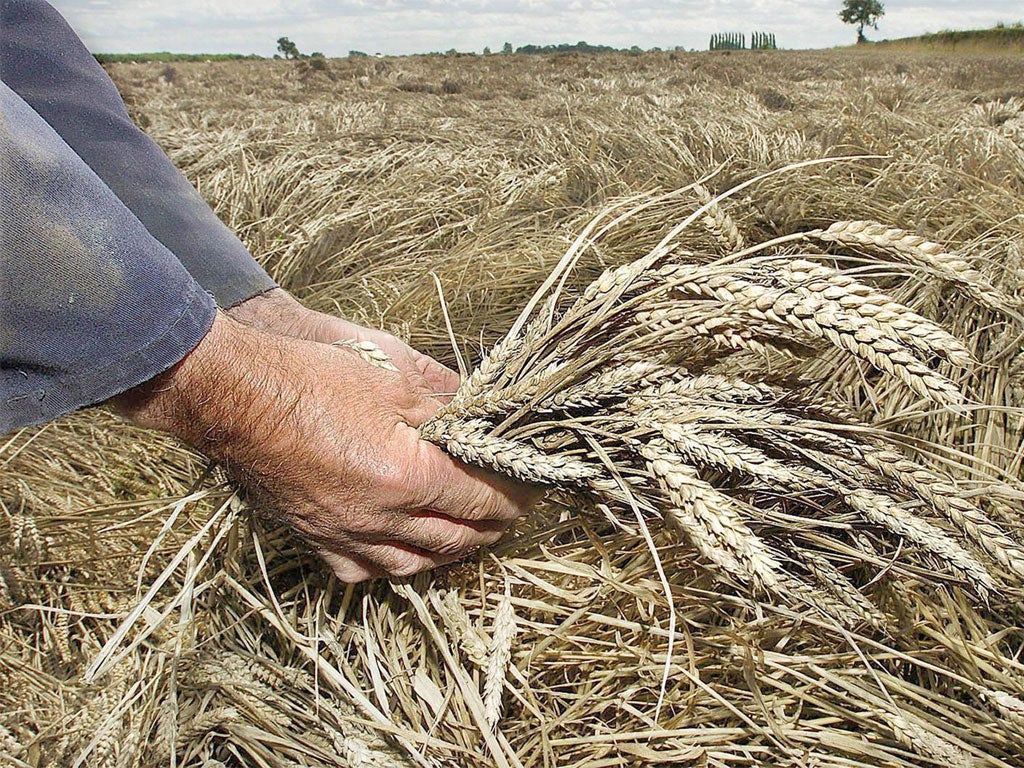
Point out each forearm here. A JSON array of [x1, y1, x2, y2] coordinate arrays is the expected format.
[[111, 314, 304, 469], [0, 0, 277, 308], [0, 79, 215, 432]]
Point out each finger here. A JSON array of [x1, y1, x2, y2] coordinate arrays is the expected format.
[[416, 439, 539, 523], [373, 336, 459, 400], [420, 359, 460, 401], [319, 550, 379, 583], [400, 390, 444, 428], [382, 511, 507, 556], [349, 541, 459, 578], [399, 348, 459, 397], [390, 348, 438, 400], [395, 352, 458, 405]]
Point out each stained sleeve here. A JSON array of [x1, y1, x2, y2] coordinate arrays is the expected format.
[[1, 79, 216, 432], [0, 0, 277, 308]]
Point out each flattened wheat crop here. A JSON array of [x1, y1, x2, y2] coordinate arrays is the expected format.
[[5, 51, 1024, 768]]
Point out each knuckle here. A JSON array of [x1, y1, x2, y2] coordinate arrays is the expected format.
[[370, 459, 408, 495], [370, 441, 422, 500], [425, 521, 505, 556], [467, 486, 514, 522], [429, 526, 476, 556]]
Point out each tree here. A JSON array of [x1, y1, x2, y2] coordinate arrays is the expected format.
[[502, 41, 513, 54], [839, 0, 884, 43], [276, 36, 300, 59]]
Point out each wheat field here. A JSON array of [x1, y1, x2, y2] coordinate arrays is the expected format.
[[2, 48, 1024, 767]]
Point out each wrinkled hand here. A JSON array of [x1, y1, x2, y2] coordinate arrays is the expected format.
[[227, 287, 456, 398], [111, 312, 533, 582]]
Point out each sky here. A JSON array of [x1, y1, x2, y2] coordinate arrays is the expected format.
[[48, 0, 1024, 57]]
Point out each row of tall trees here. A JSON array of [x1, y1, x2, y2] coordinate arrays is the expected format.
[[709, 32, 746, 50], [709, 32, 777, 51]]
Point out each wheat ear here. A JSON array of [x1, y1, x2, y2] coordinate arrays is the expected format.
[[482, 590, 517, 730], [652, 421, 826, 492], [419, 418, 599, 486], [984, 688, 1024, 732], [662, 265, 964, 406], [641, 440, 787, 594], [794, 548, 887, 628], [332, 339, 399, 372], [809, 220, 1019, 313], [435, 589, 489, 668], [778, 259, 974, 368], [858, 447, 1024, 581], [694, 181, 745, 253], [844, 488, 996, 599], [884, 714, 974, 768]]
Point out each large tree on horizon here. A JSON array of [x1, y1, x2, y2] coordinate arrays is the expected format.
[[839, 0, 885, 43], [276, 36, 300, 59]]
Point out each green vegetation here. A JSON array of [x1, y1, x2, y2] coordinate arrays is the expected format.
[[502, 40, 691, 55], [514, 40, 618, 54], [709, 32, 778, 51], [93, 52, 259, 63], [878, 23, 1024, 50]]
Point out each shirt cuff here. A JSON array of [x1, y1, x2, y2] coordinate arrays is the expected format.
[[1, 284, 215, 432]]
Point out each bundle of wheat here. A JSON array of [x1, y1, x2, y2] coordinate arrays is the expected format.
[[419, 172, 1024, 631]]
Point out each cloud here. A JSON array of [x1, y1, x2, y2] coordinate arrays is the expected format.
[[47, 0, 1024, 56]]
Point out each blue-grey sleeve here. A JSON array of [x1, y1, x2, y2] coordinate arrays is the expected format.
[[1, 79, 216, 432], [0, 0, 277, 308]]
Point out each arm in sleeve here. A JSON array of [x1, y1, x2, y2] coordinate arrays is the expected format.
[[0, 0, 277, 308], [1, 79, 216, 432]]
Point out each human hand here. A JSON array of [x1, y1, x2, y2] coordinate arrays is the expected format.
[[227, 287, 457, 398], [111, 313, 533, 581]]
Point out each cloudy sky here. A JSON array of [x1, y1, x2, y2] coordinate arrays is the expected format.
[[49, 0, 1024, 57]]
